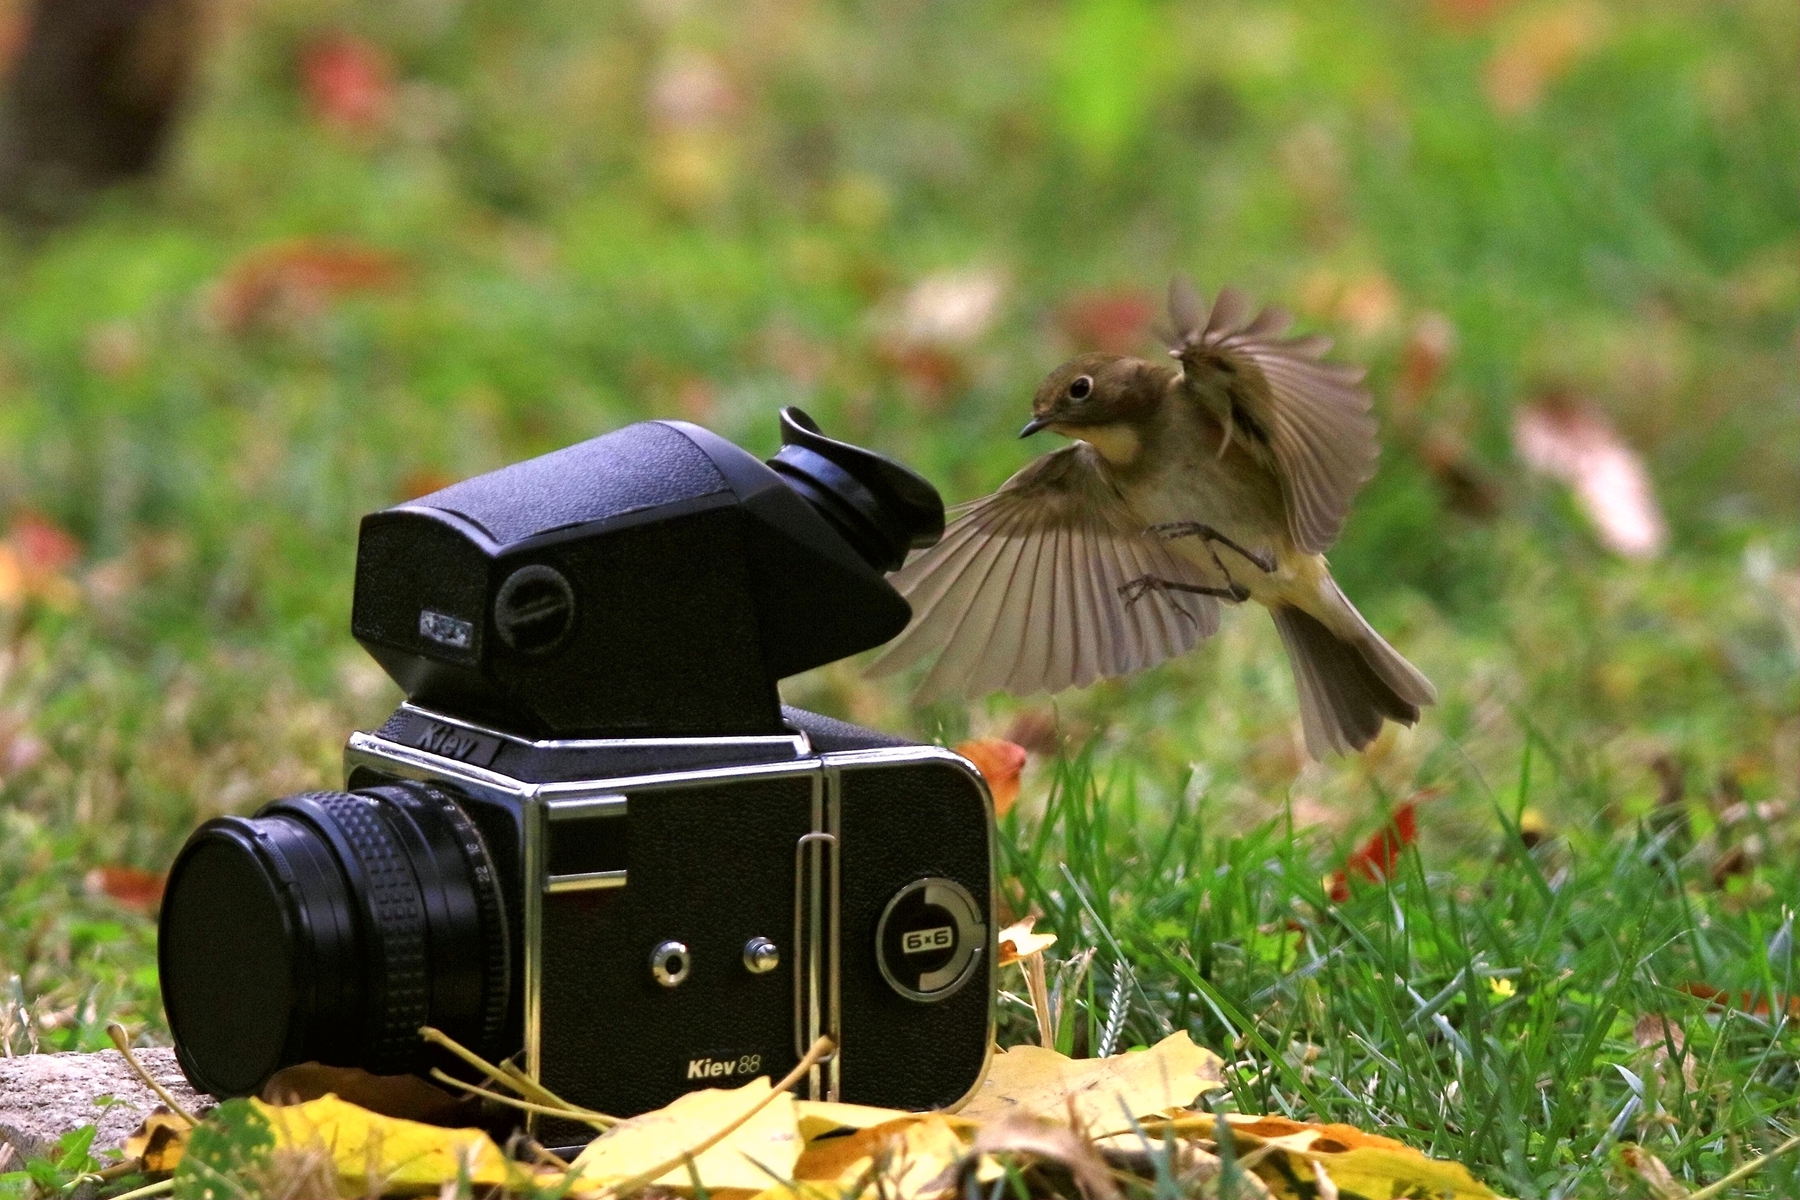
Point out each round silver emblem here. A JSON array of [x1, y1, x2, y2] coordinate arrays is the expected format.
[[874, 878, 986, 1003]]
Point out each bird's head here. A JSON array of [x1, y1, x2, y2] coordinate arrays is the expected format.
[[1021, 353, 1165, 465]]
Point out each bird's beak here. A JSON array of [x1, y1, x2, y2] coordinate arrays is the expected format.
[[1019, 416, 1051, 439]]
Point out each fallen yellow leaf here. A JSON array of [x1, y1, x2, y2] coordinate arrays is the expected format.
[[772, 1114, 970, 1200], [958, 1030, 1224, 1134], [123, 1111, 190, 1173], [794, 1099, 915, 1141], [1143, 1113, 1504, 1200], [570, 1077, 801, 1195], [250, 1093, 509, 1193]]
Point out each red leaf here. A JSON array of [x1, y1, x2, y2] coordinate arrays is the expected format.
[[300, 34, 393, 132], [1056, 289, 1156, 355], [9, 512, 80, 574], [1326, 802, 1417, 902], [85, 865, 166, 912]]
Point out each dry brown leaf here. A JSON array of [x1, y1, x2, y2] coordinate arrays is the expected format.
[[1619, 1144, 1689, 1199], [250, 1093, 509, 1193], [570, 1077, 801, 1195], [996, 915, 1057, 966], [1633, 1014, 1698, 1092], [1514, 393, 1666, 558], [972, 1116, 1121, 1200], [774, 1113, 969, 1200], [958, 1031, 1225, 1134]]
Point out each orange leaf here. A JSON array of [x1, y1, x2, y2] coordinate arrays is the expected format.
[[955, 738, 1026, 818], [211, 240, 406, 333], [1678, 981, 1800, 1021], [1484, 1, 1609, 115]]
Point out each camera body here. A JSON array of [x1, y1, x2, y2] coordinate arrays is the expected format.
[[158, 411, 996, 1128]]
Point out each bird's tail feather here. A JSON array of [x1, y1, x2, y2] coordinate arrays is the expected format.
[[1271, 591, 1434, 758]]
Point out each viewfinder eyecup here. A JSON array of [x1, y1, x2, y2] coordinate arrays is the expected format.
[[768, 407, 944, 573]]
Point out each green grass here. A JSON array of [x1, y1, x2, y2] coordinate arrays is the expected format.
[[1002, 745, 1800, 1196], [0, 0, 1794, 1195]]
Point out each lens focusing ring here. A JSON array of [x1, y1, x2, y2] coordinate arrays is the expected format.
[[378, 783, 512, 1051], [272, 792, 431, 1074]]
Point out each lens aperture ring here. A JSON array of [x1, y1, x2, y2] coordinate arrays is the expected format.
[[292, 791, 430, 1072], [412, 784, 511, 1051]]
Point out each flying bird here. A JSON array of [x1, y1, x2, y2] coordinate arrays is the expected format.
[[868, 278, 1436, 758]]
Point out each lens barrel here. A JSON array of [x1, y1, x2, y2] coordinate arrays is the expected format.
[[158, 782, 510, 1098]]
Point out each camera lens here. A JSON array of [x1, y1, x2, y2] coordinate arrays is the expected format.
[[159, 782, 510, 1098]]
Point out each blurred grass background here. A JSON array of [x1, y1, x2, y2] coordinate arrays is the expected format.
[[0, 0, 1793, 1192]]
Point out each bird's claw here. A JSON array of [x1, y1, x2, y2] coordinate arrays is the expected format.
[[1147, 523, 1277, 574], [1118, 574, 1251, 611]]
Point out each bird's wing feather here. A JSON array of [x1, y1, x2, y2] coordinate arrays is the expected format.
[[1168, 278, 1379, 554], [868, 442, 1220, 702]]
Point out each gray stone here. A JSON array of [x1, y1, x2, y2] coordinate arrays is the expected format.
[[0, 1048, 211, 1170]]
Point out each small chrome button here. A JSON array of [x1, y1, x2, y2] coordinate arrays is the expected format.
[[650, 940, 691, 987], [742, 936, 779, 974]]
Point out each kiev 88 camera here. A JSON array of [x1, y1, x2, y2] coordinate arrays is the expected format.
[[155, 409, 995, 1138]]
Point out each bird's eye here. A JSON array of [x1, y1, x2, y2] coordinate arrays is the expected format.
[[1068, 375, 1094, 400]]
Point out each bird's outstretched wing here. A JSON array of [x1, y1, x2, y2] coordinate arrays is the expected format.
[[867, 442, 1223, 703], [1168, 277, 1378, 555]]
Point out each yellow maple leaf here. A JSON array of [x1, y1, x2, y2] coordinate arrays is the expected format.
[[250, 1093, 509, 1193], [569, 1077, 802, 1196], [957, 1030, 1224, 1134]]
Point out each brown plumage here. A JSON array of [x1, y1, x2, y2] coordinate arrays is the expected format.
[[869, 277, 1436, 758]]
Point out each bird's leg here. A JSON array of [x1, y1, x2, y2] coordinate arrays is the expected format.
[[1148, 522, 1278, 574], [1118, 575, 1250, 615]]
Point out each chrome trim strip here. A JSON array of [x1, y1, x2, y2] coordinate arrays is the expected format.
[[545, 795, 627, 820], [345, 732, 533, 796], [824, 763, 842, 1103], [534, 758, 822, 798], [353, 731, 828, 799], [394, 703, 811, 757], [794, 828, 832, 1086], [545, 869, 627, 894], [522, 793, 547, 1122]]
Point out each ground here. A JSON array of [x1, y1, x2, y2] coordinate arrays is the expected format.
[[0, 0, 1794, 1196]]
